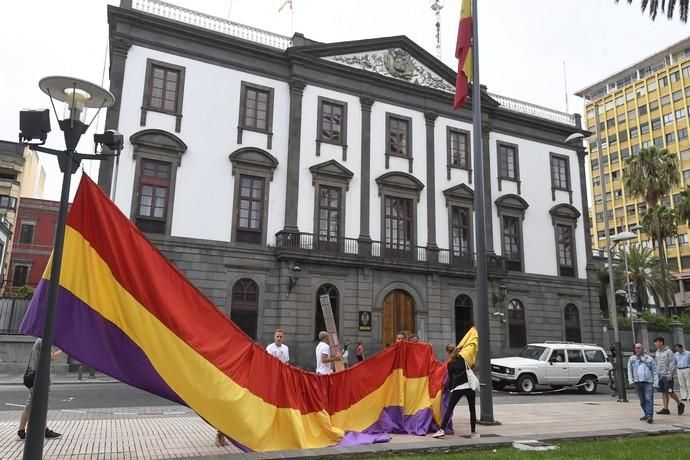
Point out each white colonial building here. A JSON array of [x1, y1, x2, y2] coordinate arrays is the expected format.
[[99, 0, 600, 366]]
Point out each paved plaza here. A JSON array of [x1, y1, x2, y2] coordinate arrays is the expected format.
[[1, 375, 689, 459]]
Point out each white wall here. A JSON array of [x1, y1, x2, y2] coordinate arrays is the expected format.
[[490, 132, 587, 278], [297, 86, 362, 238], [115, 45, 289, 244], [434, 116, 475, 251], [116, 46, 587, 279], [369, 102, 428, 246]]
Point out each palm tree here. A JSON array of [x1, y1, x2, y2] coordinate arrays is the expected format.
[[624, 146, 679, 315], [614, 245, 676, 310], [616, 0, 689, 22]]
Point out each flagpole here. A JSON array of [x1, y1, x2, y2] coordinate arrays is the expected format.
[[470, 0, 497, 425]]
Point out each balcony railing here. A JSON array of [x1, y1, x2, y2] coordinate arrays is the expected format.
[[130, 0, 293, 49], [275, 231, 504, 272], [489, 93, 576, 126]]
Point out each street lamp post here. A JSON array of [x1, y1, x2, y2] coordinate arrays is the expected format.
[[565, 104, 627, 402], [19, 77, 121, 460], [612, 230, 639, 345]]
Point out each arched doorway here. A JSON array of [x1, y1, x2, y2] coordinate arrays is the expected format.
[[314, 284, 339, 340], [231, 278, 259, 340], [382, 290, 415, 346], [564, 303, 581, 342], [454, 294, 473, 343]]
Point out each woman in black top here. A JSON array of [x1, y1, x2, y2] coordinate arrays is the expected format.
[[432, 344, 479, 439]]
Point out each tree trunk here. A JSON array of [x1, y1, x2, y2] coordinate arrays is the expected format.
[[658, 242, 670, 318]]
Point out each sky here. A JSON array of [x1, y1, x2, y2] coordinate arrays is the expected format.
[[0, 0, 688, 200]]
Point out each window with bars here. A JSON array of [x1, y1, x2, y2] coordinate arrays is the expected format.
[[317, 186, 341, 249], [384, 196, 413, 255], [508, 299, 527, 348], [231, 278, 259, 340], [557, 224, 575, 277], [236, 175, 265, 244], [135, 159, 171, 234]]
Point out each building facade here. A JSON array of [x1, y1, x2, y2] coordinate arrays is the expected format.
[[99, 0, 599, 367], [0, 141, 46, 290], [577, 37, 690, 308], [7, 198, 60, 292]]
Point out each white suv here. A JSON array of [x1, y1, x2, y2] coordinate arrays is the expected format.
[[490, 342, 612, 394]]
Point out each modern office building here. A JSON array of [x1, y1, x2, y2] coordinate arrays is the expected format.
[[577, 37, 690, 309], [98, 0, 598, 367]]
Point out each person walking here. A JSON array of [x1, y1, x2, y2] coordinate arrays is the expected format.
[[17, 338, 63, 440], [654, 337, 685, 415], [355, 342, 365, 362], [315, 331, 341, 375], [675, 343, 690, 405], [628, 342, 658, 423], [266, 328, 290, 364], [432, 344, 479, 439]]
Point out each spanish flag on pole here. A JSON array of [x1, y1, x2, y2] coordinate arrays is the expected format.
[[454, 0, 472, 109]]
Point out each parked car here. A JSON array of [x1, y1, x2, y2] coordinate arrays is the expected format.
[[491, 342, 612, 394]]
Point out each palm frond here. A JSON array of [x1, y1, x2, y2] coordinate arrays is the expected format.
[[616, 0, 688, 22]]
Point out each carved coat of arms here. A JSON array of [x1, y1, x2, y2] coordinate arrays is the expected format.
[[383, 49, 414, 80]]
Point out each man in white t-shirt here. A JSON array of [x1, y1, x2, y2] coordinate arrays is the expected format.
[[315, 331, 341, 374], [266, 328, 290, 364]]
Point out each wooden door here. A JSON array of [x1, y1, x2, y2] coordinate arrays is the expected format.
[[382, 290, 415, 346]]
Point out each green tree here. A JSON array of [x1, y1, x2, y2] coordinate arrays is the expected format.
[[616, 0, 689, 22], [613, 245, 676, 310], [624, 146, 679, 315]]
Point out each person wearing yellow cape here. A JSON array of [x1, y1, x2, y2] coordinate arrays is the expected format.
[[432, 325, 480, 439]]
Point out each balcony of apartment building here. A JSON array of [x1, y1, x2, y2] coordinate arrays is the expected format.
[[274, 231, 507, 277]]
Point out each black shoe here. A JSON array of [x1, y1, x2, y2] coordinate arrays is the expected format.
[[679, 403, 685, 415], [657, 408, 670, 415], [45, 429, 61, 439], [640, 416, 649, 421], [17, 430, 25, 440], [647, 417, 654, 424]]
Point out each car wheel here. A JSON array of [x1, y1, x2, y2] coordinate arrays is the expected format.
[[492, 381, 506, 390], [579, 375, 598, 394], [517, 375, 536, 393]]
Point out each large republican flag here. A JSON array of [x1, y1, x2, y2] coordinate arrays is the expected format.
[[19, 175, 470, 452], [454, 0, 473, 109]]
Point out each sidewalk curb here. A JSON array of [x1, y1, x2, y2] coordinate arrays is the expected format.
[[0, 379, 119, 386], [178, 425, 690, 460]]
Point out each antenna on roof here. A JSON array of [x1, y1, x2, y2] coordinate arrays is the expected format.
[[430, 0, 444, 60], [279, 0, 294, 36], [563, 60, 570, 113]]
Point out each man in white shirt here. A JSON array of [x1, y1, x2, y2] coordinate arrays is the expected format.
[[315, 331, 341, 374], [675, 343, 690, 404], [266, 328, 289, 364]]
